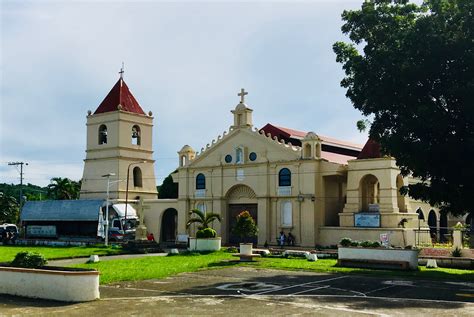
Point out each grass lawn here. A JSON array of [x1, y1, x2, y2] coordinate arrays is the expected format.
[[0, 245, 123, 262], [74, 251, 234, 284], [74, 251, 473, 285], [247, 256, 474, 281]]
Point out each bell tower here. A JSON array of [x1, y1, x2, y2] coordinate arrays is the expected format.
[[80, 72, 158, 200]]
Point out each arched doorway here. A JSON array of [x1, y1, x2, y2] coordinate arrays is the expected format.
[[428, 210, 437, 242], [161, 208, 177, 243], [226, 185, 258, 245]]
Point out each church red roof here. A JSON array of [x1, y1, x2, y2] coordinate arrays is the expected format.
[[94, 78, 145, 115], [357, 139, 382, 159], [260, 124, 363, 150]]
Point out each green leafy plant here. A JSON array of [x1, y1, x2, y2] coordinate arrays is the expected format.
[[231, 210, 258, 243], [196, 228, 217, 238], [371, 241, 381, 248], [186, 209, 221, 232], [339, 238, 352, 247], [451, 247, 462, 257], [11, 251, 47, 268], [350, 240, 360, 247], [360, 240, 373, 248]]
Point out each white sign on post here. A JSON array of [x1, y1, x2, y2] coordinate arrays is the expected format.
[[380, 233, 390, 247]]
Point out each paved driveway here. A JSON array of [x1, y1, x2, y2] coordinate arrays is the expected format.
[[1, 267, 473, 316]]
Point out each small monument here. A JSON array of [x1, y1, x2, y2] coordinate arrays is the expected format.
[[135, 197, 149, 241]]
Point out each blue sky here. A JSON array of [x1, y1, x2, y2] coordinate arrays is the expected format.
[[1, 0, 368, 187]]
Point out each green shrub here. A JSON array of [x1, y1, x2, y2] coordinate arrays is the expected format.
[[339, 238, 352, 247], [360, 240, 373, 248], [451, 247, 462, 257], [371, 241, 381, 248], [350, 240, 360, 247], [196, 228, 217, 238], [11, 251, 47, 268], [226, 247, 238, 253]]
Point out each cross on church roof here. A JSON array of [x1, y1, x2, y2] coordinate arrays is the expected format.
[[119, 62, 124, 79], [238, 88, 248, 103]]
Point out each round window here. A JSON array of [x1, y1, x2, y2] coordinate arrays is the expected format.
[[225, 155, 232, 163], [249, 152, 257, 161]]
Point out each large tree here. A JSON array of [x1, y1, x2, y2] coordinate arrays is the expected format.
[[157, 172, 178, 199], [47, 177, 81, 200], [333, 0, 473, 216], [0, 193, 19, 224]]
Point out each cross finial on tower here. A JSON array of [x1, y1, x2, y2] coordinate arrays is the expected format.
[[238, 88, 248, 104], [119, 62, 125, 79]]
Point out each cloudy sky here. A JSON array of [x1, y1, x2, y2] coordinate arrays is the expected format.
[[1, 0, 368, 188]]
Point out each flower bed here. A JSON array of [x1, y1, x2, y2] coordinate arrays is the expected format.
[[338, 247, 419, 270]]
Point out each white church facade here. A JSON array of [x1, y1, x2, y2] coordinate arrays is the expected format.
[[80, 76, 450, 248]]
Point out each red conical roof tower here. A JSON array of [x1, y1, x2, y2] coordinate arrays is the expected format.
[[94, 77, 145, 115]]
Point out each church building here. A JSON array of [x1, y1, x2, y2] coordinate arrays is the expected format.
[[80, 76, 446, 248]]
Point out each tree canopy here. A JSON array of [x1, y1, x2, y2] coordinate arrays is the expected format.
[[157, 172, 178, 199], [0, 193, 19, 224], [47, 177, 81, 200], [333, 0, 473, 216]]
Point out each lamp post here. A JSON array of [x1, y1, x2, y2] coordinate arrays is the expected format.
[[102, 173, 122, 246], [124, 161, 147, 225]]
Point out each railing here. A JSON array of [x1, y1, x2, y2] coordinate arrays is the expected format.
[[414, 226, 470, 247]]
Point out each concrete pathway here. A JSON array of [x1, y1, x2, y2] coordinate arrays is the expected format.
[[1, 267, 473, 316], [49, 252, 168, 266]]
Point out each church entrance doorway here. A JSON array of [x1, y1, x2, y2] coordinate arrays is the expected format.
[[161, 208, 177, 243], [228, 204, 258, 245]]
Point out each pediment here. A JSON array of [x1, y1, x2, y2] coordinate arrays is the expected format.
[[186, 127, 301, 168]]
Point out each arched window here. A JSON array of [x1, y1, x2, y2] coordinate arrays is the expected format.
[[132, 125, 141, 145], [236, 147, 243, 164], [281, 201, 292, 227], [98, 125, 108, 144], [279, 168, 291, 187], [396, 174, 407, 212], [133, 167, 143, 187], [196, 173, 206, 190], [304, 144, 312, 158], [359, 174, 380, 212]]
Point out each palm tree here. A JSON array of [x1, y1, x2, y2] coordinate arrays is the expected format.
[[47, 177, 81, 200], [186, 209, 221, 230]]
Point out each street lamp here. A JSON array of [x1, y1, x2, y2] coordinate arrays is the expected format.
[[102, 173, 123, 246], [124, 161, 147, 224]]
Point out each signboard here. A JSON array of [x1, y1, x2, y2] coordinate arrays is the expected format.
[[354, 213, 380, 228], [27, 225, 57, 238], [380, 233, 390, 247]]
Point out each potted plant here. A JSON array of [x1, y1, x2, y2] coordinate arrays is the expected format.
[[231, 211, 258, 255], [186, 209, 222, 251]]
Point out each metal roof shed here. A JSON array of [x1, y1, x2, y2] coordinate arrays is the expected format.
[[21, 200, 105, 222]]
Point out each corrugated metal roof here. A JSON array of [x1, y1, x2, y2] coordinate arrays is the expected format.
[[21, 200, 104, 222]]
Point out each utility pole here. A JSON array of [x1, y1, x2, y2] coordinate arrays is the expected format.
[[8, 162, 28, 206]]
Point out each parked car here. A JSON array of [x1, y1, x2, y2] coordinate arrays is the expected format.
[[0, 223, 19, 244]]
